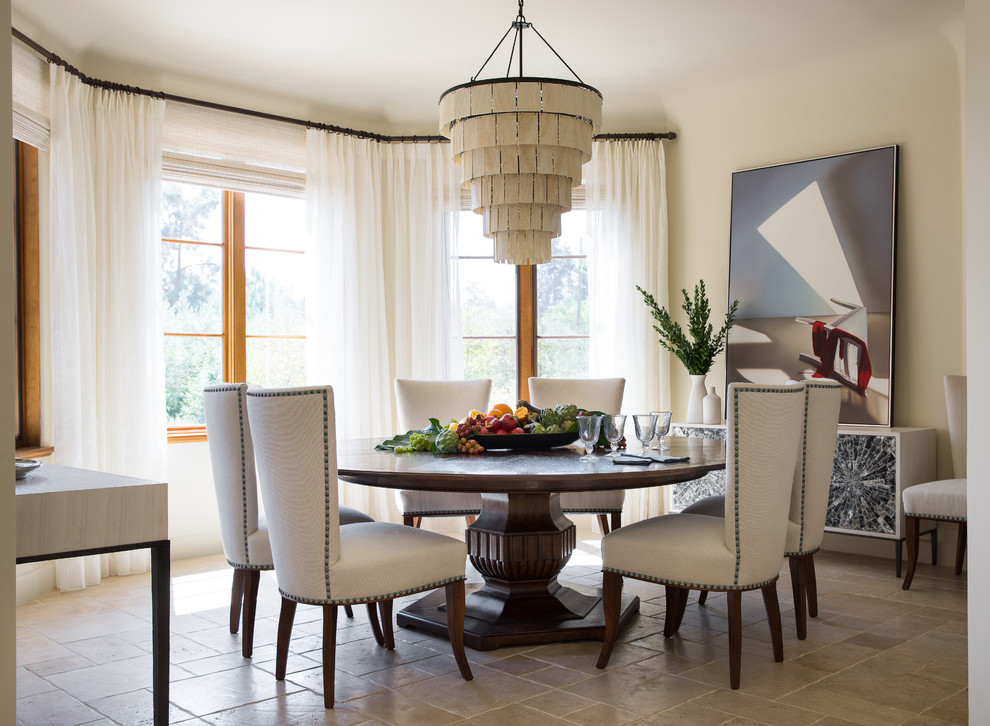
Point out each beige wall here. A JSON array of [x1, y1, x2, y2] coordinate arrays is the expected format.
[[2, 0, 17, 717], [662, 27, 964, 475]]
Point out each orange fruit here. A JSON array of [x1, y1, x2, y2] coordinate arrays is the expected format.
[[490, 403, 512, 417]]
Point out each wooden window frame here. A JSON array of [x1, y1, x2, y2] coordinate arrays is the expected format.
[[14, 141, 50, 457], [166, 190, 244, 443], [167, 188, 305, 442]]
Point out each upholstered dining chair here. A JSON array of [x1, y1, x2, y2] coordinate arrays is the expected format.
[[203, 383, 380, 658], [682, 380, 841, 639], [394, 378, 491, 527], [902, 375, 967, 590], [528, 377, 626, 533], [246, 385, 473, 708], [597, 382, 805, 689]]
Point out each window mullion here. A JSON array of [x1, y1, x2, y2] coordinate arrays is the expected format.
[[226, 191, 247, 382]]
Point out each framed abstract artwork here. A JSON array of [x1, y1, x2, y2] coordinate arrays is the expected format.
[[725, 146, 898, 426]]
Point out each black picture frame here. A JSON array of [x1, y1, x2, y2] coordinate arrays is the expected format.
[[725, 145, 898, 426]]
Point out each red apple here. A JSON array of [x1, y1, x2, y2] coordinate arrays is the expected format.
[[500, 413, 518, 430], [479, 427, 490, 435], [511, 427, 525, 434], [495, 429, 507, 435]]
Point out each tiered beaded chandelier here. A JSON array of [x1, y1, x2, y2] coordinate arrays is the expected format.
[[439, 0, 603, 265]]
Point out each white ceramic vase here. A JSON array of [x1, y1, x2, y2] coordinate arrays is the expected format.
[[686, 374, 707, 424], [703, 386, 722, 425]]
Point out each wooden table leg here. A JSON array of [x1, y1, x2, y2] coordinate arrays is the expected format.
[[397, 491, 638, 650], [151, 540, 170, 726]]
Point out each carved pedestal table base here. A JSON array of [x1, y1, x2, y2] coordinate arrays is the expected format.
[[396, 491, 639, 650]]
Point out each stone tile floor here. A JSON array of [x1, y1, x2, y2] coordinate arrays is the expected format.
[[16, 531, 968, 725]]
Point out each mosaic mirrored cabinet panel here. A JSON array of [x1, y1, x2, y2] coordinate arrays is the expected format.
[[670, 424, 935, 539]]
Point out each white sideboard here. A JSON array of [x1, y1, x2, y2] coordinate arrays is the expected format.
[[670, 424, 936, 543]]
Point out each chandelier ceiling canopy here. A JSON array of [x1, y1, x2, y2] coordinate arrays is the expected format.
[[439, 0, 603, 265]]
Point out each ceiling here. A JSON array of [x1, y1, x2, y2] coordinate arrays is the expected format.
[[12, 0, 962, 135]]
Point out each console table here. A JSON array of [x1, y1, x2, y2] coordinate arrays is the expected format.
[[15, 464, 170, 726], [670, 423, 936, 575]]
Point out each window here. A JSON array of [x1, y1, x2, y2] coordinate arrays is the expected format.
[[457, 209, 590, 407], [163, 182, 306, 440]]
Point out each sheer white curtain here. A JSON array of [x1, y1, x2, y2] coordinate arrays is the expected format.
[[585, 139, 670, 521], [48, 65, 167, 590], [305, 130, 461, 521]]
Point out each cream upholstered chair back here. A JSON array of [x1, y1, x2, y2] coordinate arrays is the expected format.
[[945, 375, 967, 478], [787, 379, 841, 555], [395, 378, 492, 431], [247, 386, 341, 603], [204, 383, 269, 569], [722, 382, 805, 587], [528, 377, 625, 413]]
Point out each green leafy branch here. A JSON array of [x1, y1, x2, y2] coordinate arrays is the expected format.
[[636, 281, 739, 375]]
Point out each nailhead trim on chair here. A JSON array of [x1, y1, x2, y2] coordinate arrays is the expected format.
[[562, 508, 622, 514], [732, 389, 741, 585], [904, 512, 967, 522], [783, 547, 820, 558], [404, 509, 481, 517], [278, 575, 467, 606], [603, 566, 779, 593], [236, 386, 252, 567], [227, 560, 275, 571], [797, 387, 810, 553]]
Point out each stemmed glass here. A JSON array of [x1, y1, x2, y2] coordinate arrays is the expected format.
[[632, 413, 658, 454], [651, 410, 673, 451], [577, 414, 602, 461], [603, 414, 627, 457]]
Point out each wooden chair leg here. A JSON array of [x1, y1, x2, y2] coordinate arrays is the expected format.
[[229, 569, 245, 634], [444, 580, 473, 681], [402, 515, 416, 527], [367, 603, 384, 646], [698, 590, 708, 605], [955, 521, 967, 575], [789, 555, 807, 640], [611, 512, 621, 532], [902, 515, 920, 590], [804, 554, 819, 618], [727, 590, 742, 690], [597, 570, 623, 668], [343, 604, 354, 618], [596, 514, 611, 536], [275, 597, 297, 680], [379, 599, 395, 650], [241, 569, 261, 657], [465, 515, 477, 527], [322, 604, 338, 709], [762, 582, 784, 662], [663, 586, 688, 637]]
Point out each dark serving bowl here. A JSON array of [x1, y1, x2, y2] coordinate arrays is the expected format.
[[472, 432, 579, 451]]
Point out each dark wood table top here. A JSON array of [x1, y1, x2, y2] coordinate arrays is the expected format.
[[337, 435, 725, 493]]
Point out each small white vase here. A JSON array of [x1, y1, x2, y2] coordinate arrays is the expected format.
[[686, 374, 707, 424], [703, 386, 722, 425]]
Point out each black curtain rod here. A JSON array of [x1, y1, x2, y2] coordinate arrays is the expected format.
[[12, 28, 677, 144]]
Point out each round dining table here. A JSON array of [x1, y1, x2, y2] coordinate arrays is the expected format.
[[337, 435, 726, 651]]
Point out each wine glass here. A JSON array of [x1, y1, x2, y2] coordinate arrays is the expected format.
[[577, 414, 602, 460], [632, 414, 657, 454], [651, 410, 672, 451], [603, 414, 626, 457]]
